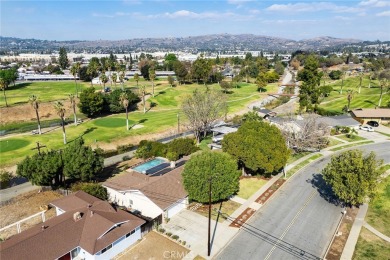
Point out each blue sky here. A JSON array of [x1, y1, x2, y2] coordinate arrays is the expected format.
[[1, 0, 389, 41]]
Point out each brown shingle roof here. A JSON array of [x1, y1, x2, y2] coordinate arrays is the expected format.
[[104, 166, 188, 210], [351, 108, 390, 118], [50, 190, 101, 211], [0, 192, 145, 260]]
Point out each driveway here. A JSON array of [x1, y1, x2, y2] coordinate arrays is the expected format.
[[163, 209, 236, 258], [357, 129, 388, 142]]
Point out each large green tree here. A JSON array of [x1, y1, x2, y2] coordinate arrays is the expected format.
[[182, 151, 239, 203], [59, 47, 69, 69], [222, 121, 290, 176], [322, 150, 383, 206], [192, 56, 212, 85], [17, 150, 63, 186], [297, 55, 322, 111], [78, 87, 104, 117], [62, 138, 104, 182], [0, 68, 18, 107]]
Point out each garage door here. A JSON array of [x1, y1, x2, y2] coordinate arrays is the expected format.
[[166, 198, 187, 218]]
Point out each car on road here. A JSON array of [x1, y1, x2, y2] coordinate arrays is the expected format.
[[367, 121, 379, 127], [359, 125, 374, 132]]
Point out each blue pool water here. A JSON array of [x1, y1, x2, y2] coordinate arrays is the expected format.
[[132, 158, 166, 173]]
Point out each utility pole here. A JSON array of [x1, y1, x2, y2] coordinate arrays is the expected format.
[[208, 176, 212, 257], [31, 142, 46, 155]]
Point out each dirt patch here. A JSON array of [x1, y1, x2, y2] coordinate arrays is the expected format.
[[0, 190, 63, 240], [1, 100, 76, 125], [115, 231, 190, 260], [255, 178, 285, 204], [325, 206, 359, 260]]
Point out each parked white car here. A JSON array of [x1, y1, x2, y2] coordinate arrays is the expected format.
[[359, 125, 374, 132]]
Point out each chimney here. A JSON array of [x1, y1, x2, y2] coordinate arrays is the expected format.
[[90, 211, 94, 217], [41, 225, 47, 231], [73, 212, 82, 221]]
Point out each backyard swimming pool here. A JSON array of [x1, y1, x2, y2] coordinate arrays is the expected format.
[[132, 158, 168, 174]]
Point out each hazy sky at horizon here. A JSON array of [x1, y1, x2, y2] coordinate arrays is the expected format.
[[1, 0, 389, 41]]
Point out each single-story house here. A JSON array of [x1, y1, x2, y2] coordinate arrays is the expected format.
[[103, 166, 188, 221], [0, 191, 145, 260], [350, 108, 390, 124]]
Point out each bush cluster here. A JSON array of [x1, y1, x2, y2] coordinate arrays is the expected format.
[[135, 138, 199, 160], [71, 182, 108, 200]]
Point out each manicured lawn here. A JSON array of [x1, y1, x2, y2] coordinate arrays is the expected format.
[[286, 154, 323, 179], [237, 178, 268, 199], [366, 172, 390, 237], [0, 81, 90, 106], [287, 151, 312, 164], [189, 200, 241, 223], [336, 134, 366, 142], [0, 138, 31, 153], [93, 117, 135, 128], [329, 141, 374, 151], [0, 79, 275, 167], [353, 227, 390, 260], [328, 137, 344, 147], [318, 76, 389, 115], [198, 137, 212, 151]]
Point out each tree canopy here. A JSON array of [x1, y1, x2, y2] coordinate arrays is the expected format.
[[222, 121, 290, 176], [322, 150, 383, 206], [17, 138, 103, 187], [297, 55, 322, 111], [182, 151, 239, 203], [59, 47, 69, 69]]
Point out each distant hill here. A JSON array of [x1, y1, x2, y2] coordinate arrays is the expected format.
[[0, 34, 363, 53]]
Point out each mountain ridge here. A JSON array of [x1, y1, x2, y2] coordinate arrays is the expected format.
[[0, 34, 363, 53]]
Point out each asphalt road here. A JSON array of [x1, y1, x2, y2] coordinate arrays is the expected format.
[[216, 142, 390, 260]]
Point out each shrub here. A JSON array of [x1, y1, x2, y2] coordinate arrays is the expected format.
[[71, 182, 108, 200], [159, 228, 165, 233], [117, 144, 134, 154], [182, 241, 186, 245], [167, 138, 198, 158], [172, 235, 179, 240], [136, 140, 167, 159], [329, 70, 342, 80], [0, 170, 13, 189], [122, 155, 131, 161], [166, 232, 172, 237]]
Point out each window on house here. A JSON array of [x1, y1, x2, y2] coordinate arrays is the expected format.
[[70, 247, 80, 259], [129, 199, 133, 205]]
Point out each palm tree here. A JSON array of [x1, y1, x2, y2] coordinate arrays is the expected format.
[[54, 101, 67, 144], [134, 73, 139, 88], [346, 89, 355, 111], [119, 92, 130, 130], [119, 69, 125, 91], [29, 95, 41, 134], [112, 73, 118, 90], [378, 79, 389, 107], [69, 94, 77, 126], [358, 72, 363, 94], [0, 77, 8, 107], [368, 73, 374, 88], [70, 62, 81, 97], [99, 73, 108, 92], [149, 68, 156, 97], [140, 85, 146, 114]]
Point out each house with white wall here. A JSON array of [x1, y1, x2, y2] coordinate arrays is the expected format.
[[0, 191, 145, 260], [103, 166, 188, 221]]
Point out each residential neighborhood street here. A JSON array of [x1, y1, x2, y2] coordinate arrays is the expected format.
[[216, 142, 390, 260]]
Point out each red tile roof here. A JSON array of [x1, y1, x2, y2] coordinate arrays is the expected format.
[[103, 166, 188, 210], [0, 191, 145, 260]]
